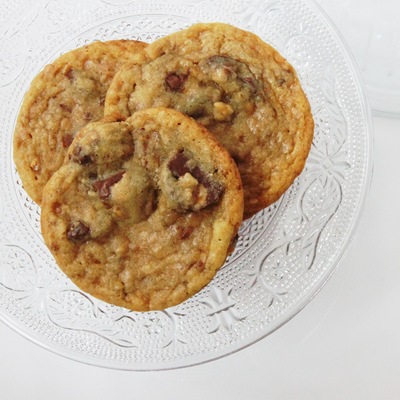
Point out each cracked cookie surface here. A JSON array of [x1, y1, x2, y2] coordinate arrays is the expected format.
[[13, 39, 147, 205], [105, 23, 314, 218], [41, 108, 244, 311]]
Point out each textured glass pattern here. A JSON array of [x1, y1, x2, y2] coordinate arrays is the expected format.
[[0, 0, 372, 370]]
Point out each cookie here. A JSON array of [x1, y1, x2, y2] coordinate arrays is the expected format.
[[13, 39, 147, 205], [105, 23, 314, 219], [40, 107, 244, 311]]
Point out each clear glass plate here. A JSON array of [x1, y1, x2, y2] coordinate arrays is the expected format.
[[316, 0, 400, 118], [0, 0, 372, 370]]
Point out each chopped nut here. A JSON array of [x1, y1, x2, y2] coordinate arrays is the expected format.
[[213, 101, 234, 121]]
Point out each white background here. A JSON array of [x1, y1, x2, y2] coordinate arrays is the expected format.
[[2, 1, 400, 399]]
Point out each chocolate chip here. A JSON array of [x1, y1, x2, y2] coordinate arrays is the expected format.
[[165, 72, 187, 92], [67, 220, 90, 243], [79, 155, 93, 165], [92, 171, 125, 200]]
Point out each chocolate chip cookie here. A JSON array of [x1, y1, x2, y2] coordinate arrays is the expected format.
[[105, 23, 314, 219], [13, 39, 147, 205], [40, 108, 244, 311]]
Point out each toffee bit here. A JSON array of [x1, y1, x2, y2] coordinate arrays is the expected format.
[[64, 68, 74, 80], [62, 133, 74, 148]]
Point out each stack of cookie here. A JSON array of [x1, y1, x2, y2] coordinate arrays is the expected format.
[[13, 23, 314, 311]]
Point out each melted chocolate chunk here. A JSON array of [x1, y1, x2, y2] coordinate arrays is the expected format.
[[168, 152, 190, 178], [165, 73, 188, 92], [204, 179, 223, 205], [67, 220, 90, 243], [168, 152, 224, 208], [92, 171, 125, 200]]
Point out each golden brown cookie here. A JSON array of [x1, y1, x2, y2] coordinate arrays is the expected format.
[[13, 39, 147, 205], [105, 23, 314, 219], [40, 108, 244, 311]]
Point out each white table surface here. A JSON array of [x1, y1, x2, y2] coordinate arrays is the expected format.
[[2, 3, 400, 399]]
